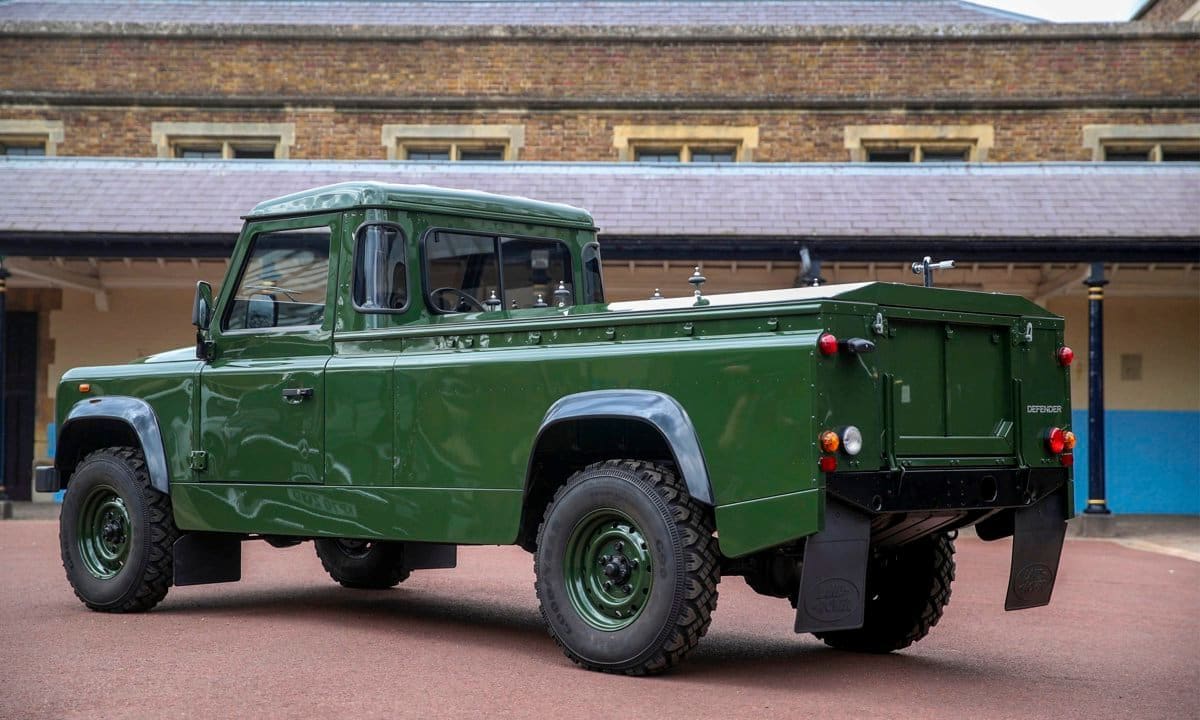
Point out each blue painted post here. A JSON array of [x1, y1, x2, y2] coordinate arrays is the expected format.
[[1084, 262, 1111, 519]]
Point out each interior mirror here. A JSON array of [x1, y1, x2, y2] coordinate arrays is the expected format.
[[192, 280, 213, 329]]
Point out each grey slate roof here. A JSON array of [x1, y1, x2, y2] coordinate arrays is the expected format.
[[0, 0, 1039, 26], [1, 158, 1196, 242]]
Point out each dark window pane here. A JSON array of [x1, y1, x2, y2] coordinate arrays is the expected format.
[[224, 228, 330, 331], [691, 149, 735, 163], [459, 148, 505, 161], [3, 145, 45, 156], [866, 149, 913, 162], [921, 148, 969, 163], [1161, 148, 1200, 162], [407, 148, 451, 161], [1104, 149, 1151, 162], [636, 149, 681, 163], [425, 232, 500, 313], [232, 147, 275, 159], [581, 243, 605, 305], [501, 237, 573, 309], [354, 225, 408, 312], [178, 147, 222, 159]]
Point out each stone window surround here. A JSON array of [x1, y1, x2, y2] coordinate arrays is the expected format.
[[151, 122, 296, 159], [1082, 123, 1200, 162], [845, 124, 994, 162], [0, 119, 65, 156], [381, 124, 525, 161], [613, 125, 759, 162]]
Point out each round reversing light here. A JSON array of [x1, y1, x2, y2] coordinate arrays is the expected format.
[[1046, 427, 1066, 455], [818, 333, 839, 356], [840, 426, 863, 456]]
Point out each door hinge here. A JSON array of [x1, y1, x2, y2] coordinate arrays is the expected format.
[[189, 450, 208, 471]]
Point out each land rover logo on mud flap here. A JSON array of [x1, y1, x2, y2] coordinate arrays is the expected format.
[[1014, 563, 1053, 600], [805, 577, 860, 623], [1026, 404, 1063, 414]]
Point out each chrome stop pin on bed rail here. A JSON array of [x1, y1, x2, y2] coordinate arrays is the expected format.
[[911, 256, 956, 288]]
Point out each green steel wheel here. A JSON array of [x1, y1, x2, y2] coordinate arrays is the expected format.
[[76, 484, 132, 579], [534, 459, 719, 676], [563, 508, 654, 631], [59, 446, 178, 612], [315, 538, 410, 589]]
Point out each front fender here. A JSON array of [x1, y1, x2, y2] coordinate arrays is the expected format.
[[57, 396, 171, 494]]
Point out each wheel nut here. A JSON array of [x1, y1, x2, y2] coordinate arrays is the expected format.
[[604, 581, 613, 590], [615, 541, 624, 552], [623, 584, 632, 594]]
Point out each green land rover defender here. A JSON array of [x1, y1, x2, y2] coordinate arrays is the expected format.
[[37, 183, 1074, 675]]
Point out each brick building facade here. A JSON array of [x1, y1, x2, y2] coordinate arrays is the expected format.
[[0, 0, 1197, 512]]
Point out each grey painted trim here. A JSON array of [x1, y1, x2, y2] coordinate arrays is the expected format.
[[59, 396, 171, 493], [535, 389, 713, 504]]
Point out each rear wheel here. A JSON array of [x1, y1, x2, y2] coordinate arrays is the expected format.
[[534, 460, 719, 675], [314, 538, 410, 589], [59, 447, 178, 612], [815, 533, 955, 653]]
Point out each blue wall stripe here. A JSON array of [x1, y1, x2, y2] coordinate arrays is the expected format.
[[1070, 409, 1200, 515]]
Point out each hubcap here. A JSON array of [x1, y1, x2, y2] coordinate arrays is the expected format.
[[564, 509, 653, 631], [77, 485, 132, 580]]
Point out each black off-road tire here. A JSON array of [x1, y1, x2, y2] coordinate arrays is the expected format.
[[534, 459, 720, 675], [815, 532, 955, 653], [314, 539, 411, 589], [59, 446, 178, 612]]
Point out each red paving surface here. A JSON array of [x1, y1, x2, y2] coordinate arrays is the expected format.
[[2, 520, 1197, 720]]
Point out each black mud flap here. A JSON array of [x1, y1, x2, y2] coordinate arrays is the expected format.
[[403, 542, 457, 570], [174, 532, 242, 586], [1004, 490, 1067, 611], [794, 499, 871, 633]]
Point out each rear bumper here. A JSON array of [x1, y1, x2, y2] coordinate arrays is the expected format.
[[827, 466, 1068, 516], [34, 466, 60, 493]]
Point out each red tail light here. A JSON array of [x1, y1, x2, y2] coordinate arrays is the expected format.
[[1057, 347, 1074, 366], [818, 333, 838, 356], [819, 455, 838, 472], [1046, 427, 1066, 454]]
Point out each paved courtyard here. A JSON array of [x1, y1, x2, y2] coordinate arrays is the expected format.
[[1, 519, 1196, 719]]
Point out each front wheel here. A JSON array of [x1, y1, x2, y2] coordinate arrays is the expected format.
[[59, 447, 178, 612], [534, 460, 720, 675]]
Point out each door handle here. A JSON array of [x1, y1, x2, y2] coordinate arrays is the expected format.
[[282, 387, 314, 403]]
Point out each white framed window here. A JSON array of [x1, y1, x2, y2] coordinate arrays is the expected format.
[[613, 125, 758, 163], [151, 122, 295, 159], [0, 119, 64, 156], [845, 125, 994, 162], [381, 124, 525, 161]]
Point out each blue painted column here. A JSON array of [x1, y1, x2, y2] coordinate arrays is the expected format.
[[1084, 262, 1111, 516]]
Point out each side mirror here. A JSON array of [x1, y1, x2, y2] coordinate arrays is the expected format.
[[192, 281, 214, 361], [192, 281, 213, 329]]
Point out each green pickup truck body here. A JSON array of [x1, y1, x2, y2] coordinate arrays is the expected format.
[[40, 183, 1074, 674]]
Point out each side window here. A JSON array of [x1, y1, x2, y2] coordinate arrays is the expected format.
[[223, 227, 330, 331], [353, 224, 408, 312], [581, 243, 604, 305], [426, 232, 500, 312], [500, 237, 573, 309]]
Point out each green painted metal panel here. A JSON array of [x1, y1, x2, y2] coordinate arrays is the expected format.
[[171, 482, 522, 544], [714, 488, 823, 558]]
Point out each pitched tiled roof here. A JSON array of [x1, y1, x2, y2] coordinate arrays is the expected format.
[[0, 159, 1195, 244], [0, 0, 1040, 26]]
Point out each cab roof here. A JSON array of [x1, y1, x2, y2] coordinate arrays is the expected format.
[[245, 181, 596, 230]]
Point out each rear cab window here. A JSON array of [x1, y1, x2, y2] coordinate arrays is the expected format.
[[423, 230, 578, 313]]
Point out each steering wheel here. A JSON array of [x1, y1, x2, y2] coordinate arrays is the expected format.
[[429, 286, 486, 313]]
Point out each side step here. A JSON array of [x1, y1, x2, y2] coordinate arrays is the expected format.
[[794, 499, 871, 634]]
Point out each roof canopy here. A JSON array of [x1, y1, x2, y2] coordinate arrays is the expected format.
[[1, 158, 1196, 262]]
